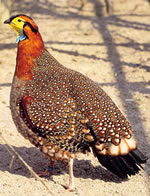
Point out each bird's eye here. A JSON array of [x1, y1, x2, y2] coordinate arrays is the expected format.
[[18, 19, 22, 22]]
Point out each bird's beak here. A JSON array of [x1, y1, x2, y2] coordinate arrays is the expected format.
[[3, 17, 21, 35], [4, 18, 11, 24]]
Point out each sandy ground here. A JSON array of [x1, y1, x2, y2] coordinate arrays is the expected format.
[[0, 0, 150, 195]]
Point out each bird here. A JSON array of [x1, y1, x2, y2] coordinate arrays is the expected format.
[[4, 14, 147, 190]]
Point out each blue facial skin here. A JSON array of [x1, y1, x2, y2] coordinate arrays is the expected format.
[[16, 31, 26, 43]]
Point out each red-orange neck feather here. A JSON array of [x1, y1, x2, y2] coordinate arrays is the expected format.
[[16, 21, 44, 80]]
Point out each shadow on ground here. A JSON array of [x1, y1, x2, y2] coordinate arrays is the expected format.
[[0, 144, 123, 183]]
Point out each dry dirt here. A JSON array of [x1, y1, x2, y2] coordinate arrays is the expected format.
[[0, 0, 150, 196]]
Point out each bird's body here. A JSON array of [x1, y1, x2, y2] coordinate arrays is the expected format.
[[4, 14, 147, 190], [11, 47, 134, 159]]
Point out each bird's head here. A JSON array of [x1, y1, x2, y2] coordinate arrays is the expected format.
[[4, 14, 39, 43]]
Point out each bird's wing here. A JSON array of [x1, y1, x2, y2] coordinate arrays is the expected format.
[[20, 93, 93, 153], [70, 72, 137, 156], [86, 93, 137, 157]]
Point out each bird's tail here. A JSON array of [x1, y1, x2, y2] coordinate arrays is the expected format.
[[92, 147, 148, 179]]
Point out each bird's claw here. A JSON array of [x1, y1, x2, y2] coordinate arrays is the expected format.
[[64, 185, 75, 192], [37, 169, 51, 177]]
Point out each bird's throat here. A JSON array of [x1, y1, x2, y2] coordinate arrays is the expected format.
[[16, 32, 26, 43], [15, 32, 44, 80]]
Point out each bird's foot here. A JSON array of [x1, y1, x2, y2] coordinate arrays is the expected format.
[[64, 185, 75, 192], [37, 168, 52, 177], [37, 163, 53, 177]]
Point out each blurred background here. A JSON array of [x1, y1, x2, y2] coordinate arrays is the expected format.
[[0, 0, 150, 196]]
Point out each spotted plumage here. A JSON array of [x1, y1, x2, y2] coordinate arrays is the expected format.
[[4, 14, 147, 190]]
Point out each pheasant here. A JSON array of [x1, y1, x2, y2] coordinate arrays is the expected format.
[[4, 14, 147, 190]]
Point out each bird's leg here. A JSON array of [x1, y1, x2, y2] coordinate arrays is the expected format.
[[65, 158, 75, 191], [48, 159, 53, 172], [38, 160, 53, 177]]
